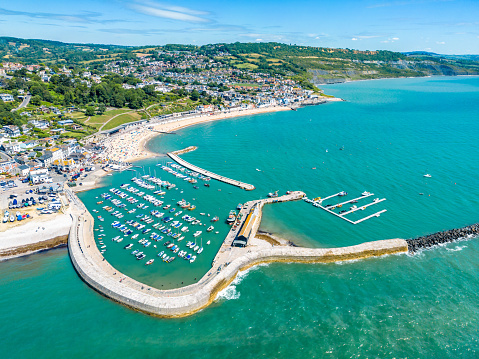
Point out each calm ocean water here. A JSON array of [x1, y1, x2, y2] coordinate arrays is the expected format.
[[1, 76, 478, 358]]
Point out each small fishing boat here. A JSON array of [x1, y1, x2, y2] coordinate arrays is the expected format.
[[124, 244, 133, 249], [190, 255, 196, 263], [146, 259, 154, 265], [211, 216, 219, 222], [424, 174, 432, 178], [207, 226, 214, 232], [226, 211, 236, 223]]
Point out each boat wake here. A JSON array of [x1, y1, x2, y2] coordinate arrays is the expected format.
[[215, 263, 270, 302]]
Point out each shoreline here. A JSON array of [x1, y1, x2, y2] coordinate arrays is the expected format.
[[138, 105, 294, 159], [105, 105, 319, 166], [0, 213, 72, 260]]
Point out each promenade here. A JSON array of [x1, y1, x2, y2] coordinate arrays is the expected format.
[[67, 187, 408, 317], [167, 152, 255, 191]]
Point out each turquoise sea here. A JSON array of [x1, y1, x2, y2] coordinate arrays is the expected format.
[[1, 76, 479, 358]]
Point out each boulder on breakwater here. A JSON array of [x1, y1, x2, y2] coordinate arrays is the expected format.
[[406, 223, 479, 252]]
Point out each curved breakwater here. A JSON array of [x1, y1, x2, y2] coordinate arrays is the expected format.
[[67, 187, 408, 317], [406, 223, 479, 252]]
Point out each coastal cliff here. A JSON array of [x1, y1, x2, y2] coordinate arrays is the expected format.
[[310, 64, 479, 85]]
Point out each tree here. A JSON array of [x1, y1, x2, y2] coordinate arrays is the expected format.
[[30, 95, 42, 106], [97, 103, 106, 115], [190, 90, 200, 101], [85, 106, 95, 116]]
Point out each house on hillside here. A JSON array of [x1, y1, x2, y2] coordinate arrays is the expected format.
[[0, 93, 14, 102], [3, 125, 21, 138], [1, 142, 21, 155], [58, 119, 74, 126], [28, 119, 49, 130]]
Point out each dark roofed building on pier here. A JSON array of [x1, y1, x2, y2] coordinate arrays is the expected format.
[[232, 205, 259, 247]]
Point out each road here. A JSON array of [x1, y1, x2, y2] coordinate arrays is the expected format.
[[11, 94, 31, 112]]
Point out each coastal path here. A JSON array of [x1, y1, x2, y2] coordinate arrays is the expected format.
[[167, 152, 255, 191]]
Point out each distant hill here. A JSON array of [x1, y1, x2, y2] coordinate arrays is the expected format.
[[1, 37, 478, 84], [404, 51, 479, 62], [0, 37, 133, 65]]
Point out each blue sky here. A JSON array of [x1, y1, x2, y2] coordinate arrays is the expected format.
[[0, 0, 478, 54]]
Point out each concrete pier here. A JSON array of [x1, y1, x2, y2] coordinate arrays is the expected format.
[[167, 152, 255, 191], [67, 187, 408, 318]]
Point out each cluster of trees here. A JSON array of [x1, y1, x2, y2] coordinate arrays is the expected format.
[[0, 101, 21, 127], [5, 71, 162, 110]]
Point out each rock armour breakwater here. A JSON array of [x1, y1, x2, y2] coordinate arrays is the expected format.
[[406, 223, 479, 252]]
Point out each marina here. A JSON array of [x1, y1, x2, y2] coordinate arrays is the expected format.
[[305, 191, 387, 225], [68, 184, 408, 317]]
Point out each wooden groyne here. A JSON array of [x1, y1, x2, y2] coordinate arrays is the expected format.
[[406, 223, 479, 252], [67, 187, 408, 318], [167, 152, 255, 191]]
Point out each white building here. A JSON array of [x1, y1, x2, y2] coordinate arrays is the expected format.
[[0, 93, 14, 102]]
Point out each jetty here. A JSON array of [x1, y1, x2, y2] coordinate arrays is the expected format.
[[167, 151, 255, 191], [308, 191, 387, 224], [67, 187, 408, 318]]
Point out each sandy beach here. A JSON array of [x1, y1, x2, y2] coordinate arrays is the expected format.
[[101, 105, 293, 165]]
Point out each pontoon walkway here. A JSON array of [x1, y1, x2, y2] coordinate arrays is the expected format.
[[167, 152, 255, 191]]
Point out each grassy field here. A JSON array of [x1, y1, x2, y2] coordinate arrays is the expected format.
[[234, 83, 260, 88], [102, 112, 142, 131], [234, 63, 258, 69], [84, 109, 133, 128]]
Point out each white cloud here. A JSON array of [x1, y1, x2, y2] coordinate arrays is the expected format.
[[392, 37, 399, 40], [351, 35, 381, 40], [255, 38, 263, 42], [129, 2, 210, 23], [436, 41, 446, 44]]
